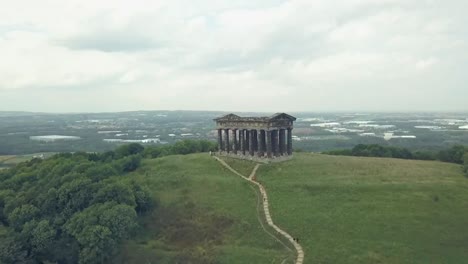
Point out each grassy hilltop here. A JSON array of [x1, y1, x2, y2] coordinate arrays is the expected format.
[[120, 152, 468, 264], [115, 154, 290, 263]]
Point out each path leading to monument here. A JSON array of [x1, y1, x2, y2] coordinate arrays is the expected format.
[[213, 156, 304, 264]]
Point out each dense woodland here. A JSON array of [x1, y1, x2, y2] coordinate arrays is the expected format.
[[0, 140, 216, 264]]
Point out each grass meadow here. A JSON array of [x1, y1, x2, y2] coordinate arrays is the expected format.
[[111, 152, 468, 263], [253, 153, 468, 264], [115, 154, 291, 263]]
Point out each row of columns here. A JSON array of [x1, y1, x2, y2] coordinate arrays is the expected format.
[[217, 128, 293, 158]]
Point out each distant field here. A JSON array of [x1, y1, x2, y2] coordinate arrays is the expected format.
[[251, 153, 468, 264], [0, 155, 15, 162], [0, 153, 57, 169]]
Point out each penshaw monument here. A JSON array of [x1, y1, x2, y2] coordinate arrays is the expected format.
[[214, 113, 296, 162]]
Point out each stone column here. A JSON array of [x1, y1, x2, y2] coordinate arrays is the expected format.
[[245, 130, 250, 155], [239, 129, 245, 155], [232, 129, 238, 154], [261, 130, 267, 157], [257, 130, 264, 157], [252, 130, 258, 154], [272, 129, 279, 157], [249, 130, 254, 156], [224, 129, 230, 154], [287, 127, 293, 155], [217, 129, 223, 152], [279, 129, 286, 155], [266, 130, 272, 158]]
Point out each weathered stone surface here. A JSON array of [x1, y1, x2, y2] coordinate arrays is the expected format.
[[249, 130, 254, 156], [257, 130, 265, 157], [224, 129, 230, 153], [217, 129, 223, 151], [232, 129, 237, 154]]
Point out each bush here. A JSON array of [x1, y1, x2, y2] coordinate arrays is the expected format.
[[438, 145, 466, 164]]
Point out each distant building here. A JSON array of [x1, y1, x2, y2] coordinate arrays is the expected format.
[[359, 133, 376, 137], [103, 138, 160, 144], [30, 135, 81, 142]]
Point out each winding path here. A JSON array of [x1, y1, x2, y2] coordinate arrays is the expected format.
[[213, 156, 304, 264]]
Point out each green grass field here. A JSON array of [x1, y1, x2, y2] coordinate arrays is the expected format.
[[115, 153, 468, 263], [115, 154, 291, 263], [253, 153, 468, 264]]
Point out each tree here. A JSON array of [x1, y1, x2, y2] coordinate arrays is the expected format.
[[133, 184, 154, 214], [57, 178, 94, 214], [8, 204, 40, 231], [0, 231, 29, 264], [77, 226, 115, 264], [65, 202, 137, 263], [118, 155, 142, 172], [30, 220, 56, 254], [0, 148, 151, 263], [93, 182, 136, 207], [115, 143, 144, 158], [438, 145, 466, 164]]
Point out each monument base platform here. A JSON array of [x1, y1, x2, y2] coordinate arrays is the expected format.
[[216, 151, 293, 163]]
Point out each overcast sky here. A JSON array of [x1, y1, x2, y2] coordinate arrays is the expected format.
[[0, 0, 467, 113]]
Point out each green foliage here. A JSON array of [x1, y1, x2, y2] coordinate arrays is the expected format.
[[0, 146, 152, 263], [437, 145, 467, 164], [115, 143, 144, 158], [8, 204, 40, 231], [117, 154, 142, 172], [30, 220, 56, 254], [93, 183, 136, 207], [0, 141, 215, 263], [325, 144, 467, 164], [132, 184, 154, 214], [65, 202, 137, 264], [143, 139, 217, 159]]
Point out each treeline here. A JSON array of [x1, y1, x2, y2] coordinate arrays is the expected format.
[[142, 139, 217, 158], [325, 144, 468, 167], [0, 139, 216, 263]]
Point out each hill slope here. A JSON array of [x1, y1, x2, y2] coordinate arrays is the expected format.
[[119, 153, 468, 264], [115, 154, 291, 263], [252, 153, 468, 264]]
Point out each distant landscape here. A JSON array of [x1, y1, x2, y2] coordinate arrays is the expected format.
[[1, 111, 467, 158]]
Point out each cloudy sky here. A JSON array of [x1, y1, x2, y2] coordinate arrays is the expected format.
[[0, 0, 467, 112]]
